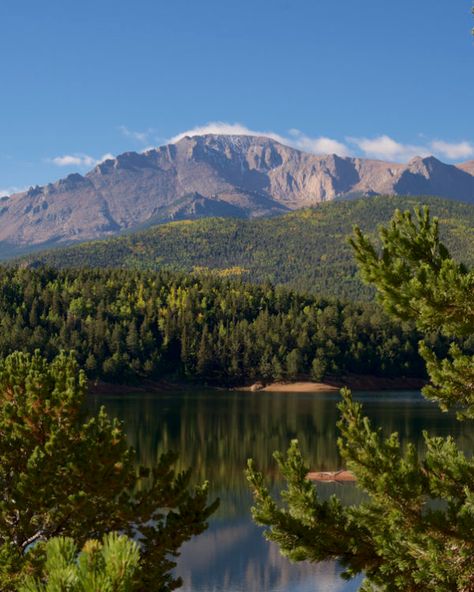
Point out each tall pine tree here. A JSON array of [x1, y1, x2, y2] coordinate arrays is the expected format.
[[247, 207, 474, 591]]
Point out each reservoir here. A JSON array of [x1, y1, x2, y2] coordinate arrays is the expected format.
[[90, 389, 472, 592]]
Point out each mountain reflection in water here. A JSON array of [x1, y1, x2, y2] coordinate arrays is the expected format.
[[90, 389, 472, 592]]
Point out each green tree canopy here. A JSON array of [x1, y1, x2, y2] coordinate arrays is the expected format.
[[20, 533, 140, 592], [0, 351, 217, 591], [0, 265, 432, 385], [247, 207, 474, 591]]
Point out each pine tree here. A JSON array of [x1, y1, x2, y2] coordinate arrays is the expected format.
[[310, 356, 326, 381], [84, 352, 97, 375], [0, 351, 218, 591], [247, 207, 474, 591], [271, 355, 284, 381], [28, 298, 40, 327], [19, 533, 140, 592], [126, 320, 140, 357], [286, 348, 302, 379], [196, 326, 213, 377]]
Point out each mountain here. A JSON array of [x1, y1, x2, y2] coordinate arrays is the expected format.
[[22, 195, 474, 300], [458, 160, 474, 176], [1, 135, 474, 256]]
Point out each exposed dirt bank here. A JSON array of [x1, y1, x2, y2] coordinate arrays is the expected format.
[[239, 381, 338, 392]]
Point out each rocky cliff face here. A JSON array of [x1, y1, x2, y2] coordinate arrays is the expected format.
[[1, 134, 473, 254]]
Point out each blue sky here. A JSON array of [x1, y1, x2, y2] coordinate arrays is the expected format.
[[1, 0, 473, 194]]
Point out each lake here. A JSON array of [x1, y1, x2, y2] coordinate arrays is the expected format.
[[89, 389, 473, 592]]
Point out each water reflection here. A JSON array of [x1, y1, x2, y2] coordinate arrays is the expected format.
[[177, 514, 363, 592], [90, 389, 472, 591]]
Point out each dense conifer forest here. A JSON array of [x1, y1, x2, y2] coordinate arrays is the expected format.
[[22, 195, 474, 300], [0, 265, 441, 384]]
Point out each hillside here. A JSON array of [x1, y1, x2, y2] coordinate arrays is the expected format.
[[0, 134, 473, 255], [23, 195, 474, 300]]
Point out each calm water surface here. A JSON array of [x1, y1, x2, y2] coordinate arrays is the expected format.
[[89, 389, 473, 592]]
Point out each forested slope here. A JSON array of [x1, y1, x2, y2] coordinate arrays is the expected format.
[[23, 196, 474, 299], [0, 266, 438, 384]]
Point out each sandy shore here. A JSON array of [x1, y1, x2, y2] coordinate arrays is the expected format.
[[239, 375, 426, 393], [241, 381, 338, 392]]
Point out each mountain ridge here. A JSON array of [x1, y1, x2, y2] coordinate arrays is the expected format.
[[1, 134, 473, 255]]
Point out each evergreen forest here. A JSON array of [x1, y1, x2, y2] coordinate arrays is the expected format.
[[0, 265, 442, 384]]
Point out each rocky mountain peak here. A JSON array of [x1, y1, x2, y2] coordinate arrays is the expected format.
[[407, 155, 445, 176], [1, 134, 473, 255], [53, 173, 90, 191]]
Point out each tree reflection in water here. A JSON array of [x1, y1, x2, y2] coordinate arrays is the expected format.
[[90, 389, 472, 592]]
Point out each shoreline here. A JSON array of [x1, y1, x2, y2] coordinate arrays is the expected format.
[[88, 374, 426, 396], [88, 378, 191, 396], [234, 375, 426, 393], [238, 381, 339, 392], [242, 375, 426, 392]]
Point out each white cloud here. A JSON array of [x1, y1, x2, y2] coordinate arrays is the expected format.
[[168, 122, 288, 145], [99, 153, 115, 163], [168, 121, 351, 157], [288, 129, 351, 157], [0, 185, 26, 197], [50, 153, 114, 167], [430, 140, 474, 160], [119, 125, 153, 145], [52, 154, 96, 167], [347, 135, 430, 162]]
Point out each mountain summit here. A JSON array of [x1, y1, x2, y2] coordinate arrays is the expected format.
[[1, 134, 473, 254]]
